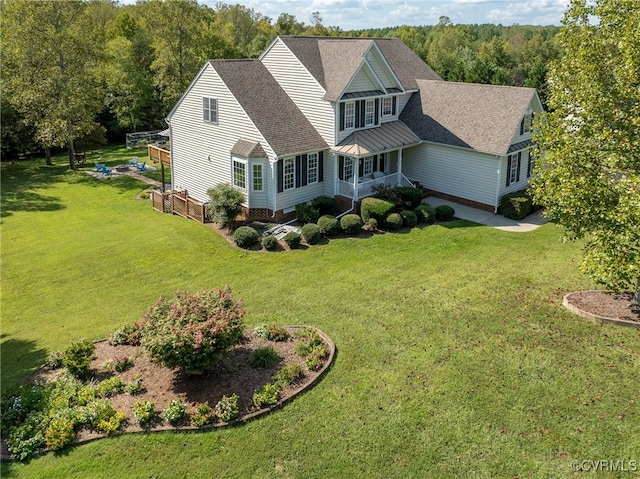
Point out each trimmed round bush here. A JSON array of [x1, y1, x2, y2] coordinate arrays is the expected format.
[[360, 197, 395, 222], [233, 226, 259, 248], [261, 235, 278, 251], [141, 288, 244, 373], [399, 209, 417, 227], [340, 214, 362, 235], [283, 231, 301, 249], [317, 215, 340, 236], [435, 204, 455, 221], [385, 212, 403, 230], [500, 190, 532, 220], [414, 204, 436, 224], [301, 223, 321, 245], [397, 187, 424, 208]]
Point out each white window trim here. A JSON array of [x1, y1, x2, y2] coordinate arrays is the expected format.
[[232, 158, 247, 190], [343, 157, 354, 181], [523, 109, 532, 134], [363, 156, 373, 176], [251, 161, 264, 192], [203, 97, 218, 124], [345, 102, 355, 130], [508, 154, 519, 184], [382, 97, 393, 117], [307, 153, 318, 185], [364, 99, 375, 126], [283, 157, 295, 190]]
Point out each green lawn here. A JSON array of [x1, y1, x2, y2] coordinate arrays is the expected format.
[[2, 147, 638, 478]]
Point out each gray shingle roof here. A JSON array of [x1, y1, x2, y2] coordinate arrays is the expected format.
[[210, 59, 327, 157], [230, 138, 267, 158], [279, 36, 442, 102], [400, 80, 536, 156]]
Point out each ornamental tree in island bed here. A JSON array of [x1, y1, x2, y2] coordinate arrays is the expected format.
[[529, 0, 640, 304], [140, 288, 244, 373]]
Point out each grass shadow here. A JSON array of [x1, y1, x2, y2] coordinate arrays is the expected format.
[[0, 336, 48, 393]]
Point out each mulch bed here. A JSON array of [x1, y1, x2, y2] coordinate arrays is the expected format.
[[564, 290, 639, 323]]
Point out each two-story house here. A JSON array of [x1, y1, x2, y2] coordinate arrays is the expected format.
[[161, 36, 542, 220]]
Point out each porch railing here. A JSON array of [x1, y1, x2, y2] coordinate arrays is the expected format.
[[148, 144, 170, 166], [151, 190, 207, 223], [338, 172, 414, 199]]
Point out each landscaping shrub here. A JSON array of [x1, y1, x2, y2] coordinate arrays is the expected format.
[[108, 322, 144, 346], [372, 184, 402, 207], [253, 383, 279, 408], [133, 401, 155, 426], [317, 215, 340, 236], [273, 364, 304, 389], [191, 402, 214, 427], [261, 235, 278, 251], [44, 418, 75, 451], [95, 376, 124, 397], [95, 409, 125, 435], [44, 351, 63, 370], [340, 214, 362, 235], [295, 202, 320, 224], [63, 339, 96, 379], [215, 394, 240, 422], [301, 223, 321, 245], [283, 231, 301, 249], [255, 324, 290, 341], [207, 183, 244, 228], [163, 399, 187, 426], [435, 204, 456, 221], [500, 190, 533, 220], [385, 212, 403, 230], [125, 375, 144, 395], [233, 226, 259, 248], [414, 204, 436, 224], [360, 197, 395, 222], [251, 347, 282, 369], [399, 209, 417, 227], [397, 187, 423, 208], [367, 218, 378, 230], [141, 288, 244, 373], [305, 344, 329, 371], [311, 195, 336, 215]]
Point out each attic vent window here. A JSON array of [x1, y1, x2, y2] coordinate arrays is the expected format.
[[203, 97, 218, 123]]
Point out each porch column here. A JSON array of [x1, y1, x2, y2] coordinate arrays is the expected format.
[[396, 149, 403, 186], [353, 157, 359, 201]]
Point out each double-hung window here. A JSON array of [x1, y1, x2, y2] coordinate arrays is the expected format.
[[307, 153, 318, 184], [252, 163, 263, 191], [363, 156, 373, 176], [364, 99, 375, 126], [506, 152, 521, 186], [344, 102, 355, 129], [232, 159, 246, 189], [283, 157, 295, 190], [382, 97, 393, 116], [203, 97, 218, 123], [343, 157, 354, 181]]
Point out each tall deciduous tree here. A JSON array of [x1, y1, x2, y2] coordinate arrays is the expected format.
[[529, 0, 640, 303], [1, 0, 105, 169]]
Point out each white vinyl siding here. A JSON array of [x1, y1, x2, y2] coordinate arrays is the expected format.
[[261, 39, 335, 146], [500, 149, 531, 195], [403, 143, 500, 208], [169, 64, 275, 206], [365, 48, 398, 90], [345, 68, 378, 93]]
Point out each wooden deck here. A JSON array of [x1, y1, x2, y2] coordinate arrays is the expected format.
[[148, 144, 170, 166]]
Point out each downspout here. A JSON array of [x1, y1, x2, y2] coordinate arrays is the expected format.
[[494, 157, 502, 213], [397, 148, 403, 186], [272, 158, 277, 218]]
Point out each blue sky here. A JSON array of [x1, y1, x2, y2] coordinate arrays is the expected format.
[[204, 0, 569, 30]]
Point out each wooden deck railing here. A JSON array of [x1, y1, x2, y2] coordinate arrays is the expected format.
[[148, 144, 171, 166], [151, 190, 208, 223]]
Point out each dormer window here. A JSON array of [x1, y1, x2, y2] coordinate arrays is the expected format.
[[520, 109, 533, 135], [382, 97, 393, 116]]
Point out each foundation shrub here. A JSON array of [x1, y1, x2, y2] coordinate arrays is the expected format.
[[435, 204, 456, 221], [399, 209, 417, 227], [283, 231, 301, 249], [261, 235, 278, 251], [301, 223, 321, 245], [311, 195, 336, 215], [397, 187, 423, 208], [360, 197, 395, 222], [414, 204, 436, 224], [233, 226, 259, 248], [500, 190, 533, 220], [385, 213, 403, 230], [295, 202, 320, 224], [340, 214, 362, 235], [317, 215, 340, 236]]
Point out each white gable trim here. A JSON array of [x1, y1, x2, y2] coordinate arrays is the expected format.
[[166, 62, 211, 122], [342, 60, 386, 98], [367, 42, 405, 93]]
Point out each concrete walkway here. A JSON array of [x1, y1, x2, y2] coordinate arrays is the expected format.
[[424, 196, 548, 232]]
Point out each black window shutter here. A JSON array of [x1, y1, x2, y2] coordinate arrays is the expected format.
[[374, 98, 379, 125], [301, 154, 308, 187], [295, 155, 301, 188], [338, 156, 344, 180], [506, 156, 512, 186], [358, 158, 363, 177], [373, 154, 378, 172], [319, 151, 324, 182], [380, 153, 385, 172], [339, 103, 345, 131], [359, 101, 365, 128], [354, 101, 360, 129], [520, 118, 524, 135], [392, 96, 397, 116], [516, 152, 521, 182], [527, 153, 532, 178], [277, 159, 283, 192]]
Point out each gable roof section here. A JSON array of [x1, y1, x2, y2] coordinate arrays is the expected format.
[[279, 36, 442, 102], [400, 80, 536, 156], [211, 59, 327, 157]]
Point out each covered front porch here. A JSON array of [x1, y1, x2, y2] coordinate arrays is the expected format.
[[333, 121, 421, 201]]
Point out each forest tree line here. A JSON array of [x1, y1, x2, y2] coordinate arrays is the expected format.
[[0, 0, 560, 163]]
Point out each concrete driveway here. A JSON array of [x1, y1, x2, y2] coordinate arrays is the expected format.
[[424, 196, 548, 232]]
